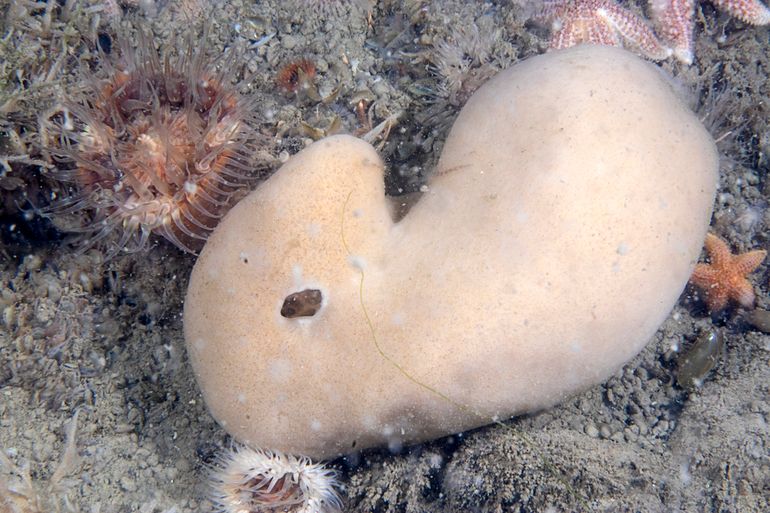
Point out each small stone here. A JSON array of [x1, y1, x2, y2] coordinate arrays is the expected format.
[[281, 35, 298, 49], [746, 308, 770, 334], [371, 79, 391, 97], [34, 302, 52, 324], [177, 458, 191, 473], [24, 254, 42, 271], [2, 306, 15, 330], [165, 466, 179, 480], [652, 420, 670, 437], [120, 475, 137, 492], [584, 423, 599, 438], [738, 479, 753, 496], [623, 428, 638, 442]]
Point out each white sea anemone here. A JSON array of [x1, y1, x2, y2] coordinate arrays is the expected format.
[[209, 445, 342, 513]]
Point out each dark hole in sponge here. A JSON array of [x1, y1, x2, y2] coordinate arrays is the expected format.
[[281, 289, 323, 318]]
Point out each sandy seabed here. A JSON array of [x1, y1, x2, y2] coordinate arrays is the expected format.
[[0, 1, 768, 512]]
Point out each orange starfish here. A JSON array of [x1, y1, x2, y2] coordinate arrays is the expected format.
[[689, 233, 767, 312]]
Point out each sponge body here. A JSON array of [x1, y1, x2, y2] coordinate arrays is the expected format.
[[184, 45, 718, 460]]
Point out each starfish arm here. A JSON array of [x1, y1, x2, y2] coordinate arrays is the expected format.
[[650, 0, 696, 63], [599, 5, 672, 59], [690, 267, 730, 311], [733, 249, 768, 275], [703, 232, 732, 269], [711, 0, 770, 25], [590, 17, 624, 47], [551, 17, 589, 49], [705, 288, 731, 312], [727, 278, 756, 307], [689, 263, 723, 289], [550, 15, 618, 50]]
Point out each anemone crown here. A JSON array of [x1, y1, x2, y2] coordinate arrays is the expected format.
[[49, 27, 271, 257]]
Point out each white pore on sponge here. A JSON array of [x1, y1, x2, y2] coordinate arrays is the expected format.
[[184, 45, 718, 460]]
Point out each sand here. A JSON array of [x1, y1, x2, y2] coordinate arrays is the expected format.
[[0, 0, 768, 511]]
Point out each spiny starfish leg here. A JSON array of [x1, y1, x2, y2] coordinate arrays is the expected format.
[[538, 0, 671, 60], [712, 0, 770, 25], [650, 0, 696, 64], [651, 0, 770, 64]]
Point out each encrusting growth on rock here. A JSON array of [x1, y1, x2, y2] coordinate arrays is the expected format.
[[689, 232, 767, 312]]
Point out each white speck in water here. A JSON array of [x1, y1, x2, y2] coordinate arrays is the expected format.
[[679, 461, 691, 486], [236, 393, 246, 404], [310, 419, 322, 431], [268, 359, 293, 382], [348, 255, 366, 270], [616, 242, 629, 255], [391, 312, 406, 326], [569, 339, 582, 353], [239, 251, 249, 263], [184, 181, 198, 195], [352, 208, 363, 218], [387, 437, 403, 454], [194, 338, 206, 351], [307, 223, 321, 237], [361, 415, 376, 429]]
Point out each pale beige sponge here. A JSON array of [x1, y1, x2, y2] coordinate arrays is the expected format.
[[184, 45, 718, 460]]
